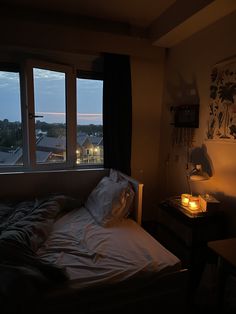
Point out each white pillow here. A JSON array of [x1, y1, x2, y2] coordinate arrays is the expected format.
[[109, 168, 119, 182], [85, 176, 134, 227], [109, 168, 135, 214]]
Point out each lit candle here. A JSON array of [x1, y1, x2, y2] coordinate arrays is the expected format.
[[181, 194, 191, 206], [188, 196, 200, 211]]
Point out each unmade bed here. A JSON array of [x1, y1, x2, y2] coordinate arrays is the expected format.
[[0, 169, 188, 314], [37, 206, 181, 288]]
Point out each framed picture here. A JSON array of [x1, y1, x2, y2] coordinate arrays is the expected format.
[[206, 57, 236, 141]]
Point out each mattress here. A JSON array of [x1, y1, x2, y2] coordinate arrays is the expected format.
[[37, 206, 181, 288]]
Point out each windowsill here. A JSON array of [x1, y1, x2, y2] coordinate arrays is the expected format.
[[0, 166, 105, 175]]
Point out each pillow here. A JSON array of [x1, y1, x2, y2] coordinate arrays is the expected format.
[[109, 169, 135, 215], [109, 168, 119, 182], [85, 175, 134, 227]]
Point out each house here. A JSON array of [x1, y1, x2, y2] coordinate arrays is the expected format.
[[0, 147, 52, 165], [0, 147, 22, 166], [87, 135, 103, 164], [76, 134, 103, 164], [76, 133, 92, 164], [0, 1, 236, 309], [36, 136, 66, 161], [36, 133, 103, 164], [0, 134, 103, 165]]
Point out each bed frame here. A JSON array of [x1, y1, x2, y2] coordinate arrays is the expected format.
[[35, 268, 189, 314], [0, 168, 189, 313]]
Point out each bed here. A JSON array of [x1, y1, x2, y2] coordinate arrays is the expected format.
[[0, 169, 188, 314]]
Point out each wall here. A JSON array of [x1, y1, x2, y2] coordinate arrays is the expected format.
[[160, 10, 236, 236], [0, 14, 165, 221], [131, 56, 165, 220]]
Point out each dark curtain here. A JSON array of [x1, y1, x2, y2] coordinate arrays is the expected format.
[[103, 53, 132, 175]]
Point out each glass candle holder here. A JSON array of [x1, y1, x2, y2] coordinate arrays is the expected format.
[[188, 196, 200, 211], [181, 193, 191, 207]]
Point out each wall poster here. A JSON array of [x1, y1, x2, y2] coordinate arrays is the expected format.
[[206, 57, 236, 141]]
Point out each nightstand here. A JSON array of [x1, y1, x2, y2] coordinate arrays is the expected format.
[[155, 198, 225, 292]]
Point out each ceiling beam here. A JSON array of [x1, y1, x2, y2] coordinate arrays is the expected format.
[[149, 0, 236, 47]]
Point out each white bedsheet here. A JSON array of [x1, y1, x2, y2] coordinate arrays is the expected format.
[[37, 207, 181, 288]]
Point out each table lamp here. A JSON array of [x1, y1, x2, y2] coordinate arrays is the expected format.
[[188, 164, 209, 181], [180, 164, 210, 212]]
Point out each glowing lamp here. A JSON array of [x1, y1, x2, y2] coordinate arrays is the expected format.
[[181, 194, 191, 207], [188, 196, 200, 211]]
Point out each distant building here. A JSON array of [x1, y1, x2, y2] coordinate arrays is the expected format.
[[0, 133, 103, 166], [76, 133, 103, 164], [0, 149, 21, 165], [36, 136, 66, 161], [35, 129, 47, 139], [0, 147, 52, 165], [36, 151, 53, 163], [88, 135, 103, 164]]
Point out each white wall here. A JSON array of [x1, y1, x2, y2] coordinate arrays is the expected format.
[[160, 10, 236, 235]]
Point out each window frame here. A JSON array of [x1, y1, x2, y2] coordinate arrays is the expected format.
[[0, 59, 104, 173], [23, 59, 77, 171]]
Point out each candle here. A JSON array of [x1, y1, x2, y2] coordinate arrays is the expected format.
[[188, 196, 200, 211], [181, 194, 191, 207]]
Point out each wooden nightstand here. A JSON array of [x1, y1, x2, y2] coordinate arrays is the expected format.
[[155, 198, 225, 292]]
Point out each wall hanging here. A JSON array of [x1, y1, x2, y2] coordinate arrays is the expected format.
[[206, 56, 236, 141]]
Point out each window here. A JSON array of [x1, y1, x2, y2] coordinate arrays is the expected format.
[[0, 60, 104, 172], [33, 68, 67, 164], [76, 75, 103, 165], [0, 66, 23, 167]]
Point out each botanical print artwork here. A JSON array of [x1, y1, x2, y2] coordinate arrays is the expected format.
[[207, 58, 236, 140]]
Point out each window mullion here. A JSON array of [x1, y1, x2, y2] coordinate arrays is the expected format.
[[24, 61, 36, 169], [20, 66, 29, 168], [20, 63, 35, 168]]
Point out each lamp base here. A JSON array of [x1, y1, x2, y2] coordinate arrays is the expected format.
[[167, 197, 205, 217]]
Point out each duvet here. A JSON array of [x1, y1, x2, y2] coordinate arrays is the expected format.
[[0, 194, 182, 314], [0, 195, 79, 313]]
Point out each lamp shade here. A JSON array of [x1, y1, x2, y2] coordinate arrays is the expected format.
[[189, 164, 209, 181]]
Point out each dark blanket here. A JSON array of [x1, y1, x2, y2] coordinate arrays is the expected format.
[[0, 195, 81, 314]]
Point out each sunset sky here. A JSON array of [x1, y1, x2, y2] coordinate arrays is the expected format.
[[0, 68, 103, 125]]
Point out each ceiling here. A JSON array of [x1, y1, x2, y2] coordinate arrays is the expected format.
[[1, 0, 236, 48], [1, 0, 176, 27]]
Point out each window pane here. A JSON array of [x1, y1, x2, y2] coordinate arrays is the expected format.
[[76, 78, 103, 165], [33, 68, 66, 164], [0, 70, 23, 166]]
